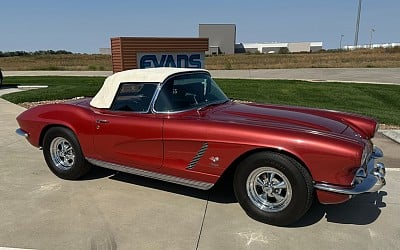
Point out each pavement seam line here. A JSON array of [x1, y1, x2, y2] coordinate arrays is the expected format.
[[195, 192, 210, 250]]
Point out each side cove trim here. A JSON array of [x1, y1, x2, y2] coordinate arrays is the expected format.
[[187, 142, 209, 170], [86, 157, 214, 190]]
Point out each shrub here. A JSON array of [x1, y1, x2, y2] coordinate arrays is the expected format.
[[224, 60, 232, 70]]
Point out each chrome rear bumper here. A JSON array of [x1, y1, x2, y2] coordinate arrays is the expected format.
[[314, 146, 386, 195], [16, 128, 29, 138]]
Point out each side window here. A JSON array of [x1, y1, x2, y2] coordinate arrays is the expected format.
[[110, 83, 157, 112]]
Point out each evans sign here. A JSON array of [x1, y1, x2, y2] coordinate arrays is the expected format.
[[137, 52, 204, 69]]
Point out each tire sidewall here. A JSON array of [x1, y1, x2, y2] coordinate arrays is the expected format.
[[43, 127, 88, 180], [234, 152, 311, 226]]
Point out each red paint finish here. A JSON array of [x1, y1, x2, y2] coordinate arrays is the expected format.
[[16, 92, 378, 205], [16, 102, 96, 157], [316, 190, 351, 204], [92, 110, 163, 171]]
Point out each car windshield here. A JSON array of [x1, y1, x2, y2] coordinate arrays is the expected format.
[[154, 72, 229, 112]]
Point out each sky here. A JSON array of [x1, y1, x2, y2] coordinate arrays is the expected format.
[[1, 0, 399, 53]]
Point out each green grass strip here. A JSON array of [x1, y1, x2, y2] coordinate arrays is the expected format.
[[2, 76, 400, 125]]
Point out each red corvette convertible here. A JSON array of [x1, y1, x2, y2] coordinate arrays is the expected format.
[[16, 67, 386, 226]]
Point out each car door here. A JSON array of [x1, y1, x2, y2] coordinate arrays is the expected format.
[[153, 73, 210, 175], [93, 82, 163, 171], [162, 115, 207, 172]]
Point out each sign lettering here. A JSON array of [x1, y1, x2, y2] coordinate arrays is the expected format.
[[138, 52, 204, 69]]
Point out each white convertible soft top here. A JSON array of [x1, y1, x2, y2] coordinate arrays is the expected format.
[[90, 67, 209, 109]]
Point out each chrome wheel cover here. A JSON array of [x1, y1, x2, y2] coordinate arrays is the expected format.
[[49, 137, 75, 170], [246, 167, 292, 212]]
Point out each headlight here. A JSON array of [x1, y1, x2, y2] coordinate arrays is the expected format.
[[360, 143, 372, 166]]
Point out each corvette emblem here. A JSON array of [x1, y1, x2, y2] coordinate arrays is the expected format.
[[209, 156, 219, 163], [209, 156, 220, 167]]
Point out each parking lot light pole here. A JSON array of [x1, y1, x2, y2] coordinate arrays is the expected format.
[[370, 28, 375, 48]]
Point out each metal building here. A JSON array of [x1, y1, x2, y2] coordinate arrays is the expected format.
[[236, 42, 323, 54], [199, 24, 236, 55], [344, 42, 400, 50]]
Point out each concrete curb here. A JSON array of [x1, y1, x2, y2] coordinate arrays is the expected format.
[[380, 130, 400, 144]]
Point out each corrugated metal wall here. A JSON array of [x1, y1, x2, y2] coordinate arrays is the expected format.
[[111, 37, 209, 72]]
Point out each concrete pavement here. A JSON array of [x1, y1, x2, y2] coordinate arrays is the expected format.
[[210, 68, 400, 85], [4, 68, 400, 85], [0, 89, 399, 249]]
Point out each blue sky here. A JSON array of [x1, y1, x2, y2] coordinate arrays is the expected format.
[[1, 0, 399, 53]]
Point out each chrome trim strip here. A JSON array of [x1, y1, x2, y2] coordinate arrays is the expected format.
[[16, 128, 29, 138], [86, 157, 214, 190], [187, 143, 208, 170]]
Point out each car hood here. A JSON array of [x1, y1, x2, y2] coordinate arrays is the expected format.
[[206, 102, 350, 135]]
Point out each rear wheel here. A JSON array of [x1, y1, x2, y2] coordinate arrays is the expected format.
[[43, 127, 91, 180], [233, 152, 313, 226]]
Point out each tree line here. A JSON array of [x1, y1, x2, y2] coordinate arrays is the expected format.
[[0, 50, 73, 57]]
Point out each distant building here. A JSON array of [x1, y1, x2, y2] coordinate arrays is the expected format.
[[99, 48, 111, 55], [236, 42, 323, 54], [344, 42, 400, 50], [199, 24, 236, 55], [310, 42, 323, 52]]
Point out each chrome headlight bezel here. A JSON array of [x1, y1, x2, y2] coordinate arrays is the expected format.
[[360, 142, 373, 166], [360, 147, 369, 166]]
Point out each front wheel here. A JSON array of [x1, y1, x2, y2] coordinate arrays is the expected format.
[[233, 152, 314, 226], [43, 127, 91, 180]]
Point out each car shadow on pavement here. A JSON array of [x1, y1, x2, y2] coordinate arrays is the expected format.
[[85, 167, 387, 226], [80, 166, 116, 180], [291, 191, 387, 227], [105, 168, 238, 204]]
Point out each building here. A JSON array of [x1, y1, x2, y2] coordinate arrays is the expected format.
[[199, 24, 236, 55], [110, 37, 208, 72], [344, 42, 400, 50], [99, 48, 111, 55], [235, 42, 323, 54]]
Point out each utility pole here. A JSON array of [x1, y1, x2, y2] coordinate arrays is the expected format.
[[354, 0, 362, 46], [340, 34, 344, 49]]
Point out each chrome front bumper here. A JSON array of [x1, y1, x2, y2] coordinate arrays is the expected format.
[[314, 146, 386, 195]]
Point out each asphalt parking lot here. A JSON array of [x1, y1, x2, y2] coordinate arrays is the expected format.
[[0, 81, 399, 249]]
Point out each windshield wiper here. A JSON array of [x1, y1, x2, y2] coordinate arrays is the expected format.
[[197, 99, 229, 112]]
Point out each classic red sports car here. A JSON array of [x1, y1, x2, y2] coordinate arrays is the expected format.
[[16, 67, 386, 226]]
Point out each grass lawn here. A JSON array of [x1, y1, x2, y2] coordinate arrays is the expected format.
[[2, 76, 400, 125], [1, 48, 400, 70], [2, 76, 104, 103]]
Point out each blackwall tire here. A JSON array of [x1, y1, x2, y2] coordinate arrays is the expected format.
[[43, 127, 91, 180], [233, 152, 313, 226]]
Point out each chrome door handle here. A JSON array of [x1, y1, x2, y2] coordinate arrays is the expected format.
[[96, 119, 109, 124]]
